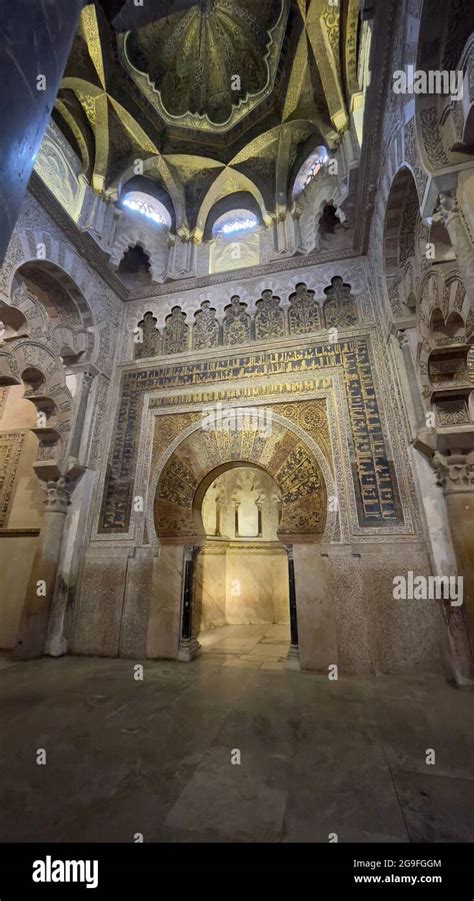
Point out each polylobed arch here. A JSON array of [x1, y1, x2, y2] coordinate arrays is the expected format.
[[0, 229, 106, 370], [417, 267, 472, 401], [147, 412, 336, 547], [0, 240, 106, 483], [192, 460, 281, 538], [0, 339, 74, 480]]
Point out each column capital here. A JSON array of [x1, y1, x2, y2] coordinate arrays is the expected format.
[[69, 362, 101, 382], [433, 452, 474, 495], [42, 477, 71, 513], [82, 370, 96, 390], [396, 329, 411, 350], [183, 544, 200, 561]]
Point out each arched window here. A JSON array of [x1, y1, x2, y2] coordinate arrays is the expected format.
[[292, 147, 329, 200], [212, 209, 260, 240], [121, 191, 171, 228]]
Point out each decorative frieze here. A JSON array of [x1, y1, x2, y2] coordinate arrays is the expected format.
[[130, 277, 364, 359]]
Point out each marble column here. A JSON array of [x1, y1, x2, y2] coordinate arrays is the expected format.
[[234, 501, 240, 538], [0, 0, 85, 262], [433, 452, 474, 681], [177, 545, 201, 661], [215, 500, 222, 538], [291, 204, 305, 254], [396, 330, 426, 431], [14, 478, 71, 660], [40, 366, 96, 657], [256, 502, 263, 538], [68, 368, 96, 459], [169, 234, 196, 278], [284, 544, 300, 670]]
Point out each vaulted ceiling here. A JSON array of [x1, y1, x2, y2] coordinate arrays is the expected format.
[[54, 0, 361, 231]]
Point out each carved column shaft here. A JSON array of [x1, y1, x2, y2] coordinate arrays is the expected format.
[[69, 370, 95, 459], [396, 330, 426, 431], [14, 479, 71, 659]]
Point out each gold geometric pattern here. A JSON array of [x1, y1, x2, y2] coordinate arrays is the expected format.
[[153, 404, 329, 540]]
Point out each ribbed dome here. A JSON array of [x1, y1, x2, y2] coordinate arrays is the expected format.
[[125, 0, 283, 125]]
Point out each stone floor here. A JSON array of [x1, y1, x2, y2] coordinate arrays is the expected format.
[[198, 623, 290, 669], [1, 636, 473, 843]]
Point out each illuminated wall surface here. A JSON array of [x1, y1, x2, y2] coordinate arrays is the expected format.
[[201, 466, 281, 540], [209, 233, 261, 274]]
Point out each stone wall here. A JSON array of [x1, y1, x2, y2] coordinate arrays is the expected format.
[[294, 542, 441, 675], [194, 544, 289, 631]]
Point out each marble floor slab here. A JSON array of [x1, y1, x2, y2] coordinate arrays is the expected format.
[[0, 650, 473, 843], [198, 623, 290, 667]]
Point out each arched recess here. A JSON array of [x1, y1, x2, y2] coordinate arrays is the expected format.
[[194, 461, 282, 538], [0, 231, 107, 370], [202, 192, 263, 242], [0, 339, 74, 481], [0, 252, 102, 481], [11, 261, 92, 363], [417, 268, 473, 429], [109, 155, 186, 228], [192, 462, 289, 640], [144, 411, 336, 666], [119, 175, 176, 231], [195, 168, 271, 241], [383, 166, 426, 317], [147, 412, 336, 546]]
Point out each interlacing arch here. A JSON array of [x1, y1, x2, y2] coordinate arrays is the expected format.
[[0, 339, 73, 481], [0, 243, 105, 482], [417, 267, 472, 402]]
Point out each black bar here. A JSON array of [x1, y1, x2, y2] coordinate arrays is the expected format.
[[0, 843, 473, 893]]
